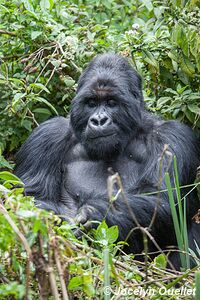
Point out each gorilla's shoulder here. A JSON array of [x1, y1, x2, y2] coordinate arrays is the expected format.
[[15, 117, 73, 175], [154, 119, 199, 160], [34, 116, 71, 135], [26, 116, 73, 144], [157, 119, 197, 141]]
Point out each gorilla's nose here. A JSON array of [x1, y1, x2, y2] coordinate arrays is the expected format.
[[89, 113, 111, 129]]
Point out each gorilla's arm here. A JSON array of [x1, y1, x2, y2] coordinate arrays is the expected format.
[[15, 117, 73, 214], [78, 192, 173, 253]]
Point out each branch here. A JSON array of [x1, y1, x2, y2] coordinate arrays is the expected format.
[[0, 29, 16, 36], [0, 203, 32, 258]]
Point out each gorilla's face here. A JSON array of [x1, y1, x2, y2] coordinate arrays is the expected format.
[[70, 54, 143, 159], [72, 89, 125, 158]]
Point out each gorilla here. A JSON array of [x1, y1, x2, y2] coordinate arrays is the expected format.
[[15, 53, 200, 269]]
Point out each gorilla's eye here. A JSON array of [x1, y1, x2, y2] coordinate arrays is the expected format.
[[87, 99, 96, 108], [107, 99, 117, 107]]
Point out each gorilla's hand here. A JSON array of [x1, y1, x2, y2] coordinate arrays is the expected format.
[[73, 204, 105, 237]]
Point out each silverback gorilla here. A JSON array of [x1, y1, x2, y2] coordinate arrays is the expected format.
[[15, 54, 200, 269]]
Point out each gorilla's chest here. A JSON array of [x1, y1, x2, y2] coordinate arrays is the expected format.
[[62, 143, 142, 199], [66, 160, 108, 194]]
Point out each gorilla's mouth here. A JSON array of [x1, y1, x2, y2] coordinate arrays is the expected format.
[[89, 133, 116, 140]]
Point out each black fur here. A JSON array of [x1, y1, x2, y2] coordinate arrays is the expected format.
[[15, 54, 200, 269]]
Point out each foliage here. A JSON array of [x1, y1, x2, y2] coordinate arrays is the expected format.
[[195, 272, 200, 300], [165, 156, 190, 270], [0, 0, 200, 298], [122, 0, 200, 123], [0, 0, 199, 157], [0, 174, 199, 299]]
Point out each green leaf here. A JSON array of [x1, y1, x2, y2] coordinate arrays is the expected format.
[[3, 180, 24, 188], [107, 226, 119, 244], [93, 221, 118, 246], [30, 83, 50, 94], [172, 23, 184, 47], [180, 55, 195, 77], [68, 277, 82, 290], [33, 108, 52, 115], [31, 31, 42, 40], [35, 97, 58, 115], [21, 119, 32, 131], [168, 51, 179, 62], [142, 0, 153, 11], [10, 188, 24, 196], [102, 0, 112, 9], [0, 172, 21, 182], [0, 184, 10, 193], [50, 59, 61, 68], [165, 88, 178, 95], [22, 0, 34, 11], [186, 94, 200, 101], [12, 93, 26, 108], [87, 31, 96, 41], [9, 78, 24, 85], [0, 156, 13, 169], [49, 0, 54, 9], [182, 39, 189, 57], [33, 219, 42, 233], [157, 97, 171, 108], [154, 254, 167, 269], [82, 274, 95, 297], [40, 0, 51, 10], [185, 110, 195, 123], [142, 50, 159, 69], [68, 274, 94, 297], [187, 104, 200, 115], [176, 85, 189, 94], [177, 70, 189, 85], [62, 76, 75, 87]]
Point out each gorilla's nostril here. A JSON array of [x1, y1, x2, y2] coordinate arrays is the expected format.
[[100, 117, 108, 126], [90, 118, 99, 126], [90, 116, 109, 127]]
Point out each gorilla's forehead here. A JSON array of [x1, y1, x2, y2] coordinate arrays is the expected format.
[[79, 76, 125, 100], [91, 83, 115, 99], [80, 88, 123, 102]]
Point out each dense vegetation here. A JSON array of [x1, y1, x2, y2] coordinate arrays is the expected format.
[[0, 0, 200, 299]]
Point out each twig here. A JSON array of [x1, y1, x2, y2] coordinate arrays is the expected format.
[[27, 108, 39, 126], [0, 202, 32, 299], [32, 245, 50, 299], [25, 258, 31, 300], [0, 29, 16, 36], [34, 45, 58, 83], [149, 144, 172, 229], [107, 173, 141, 228], [0, 273, 9, 284], [53, 239, 70, 300], [48, 241, 60, 300], [0, 203, 32, 257]]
